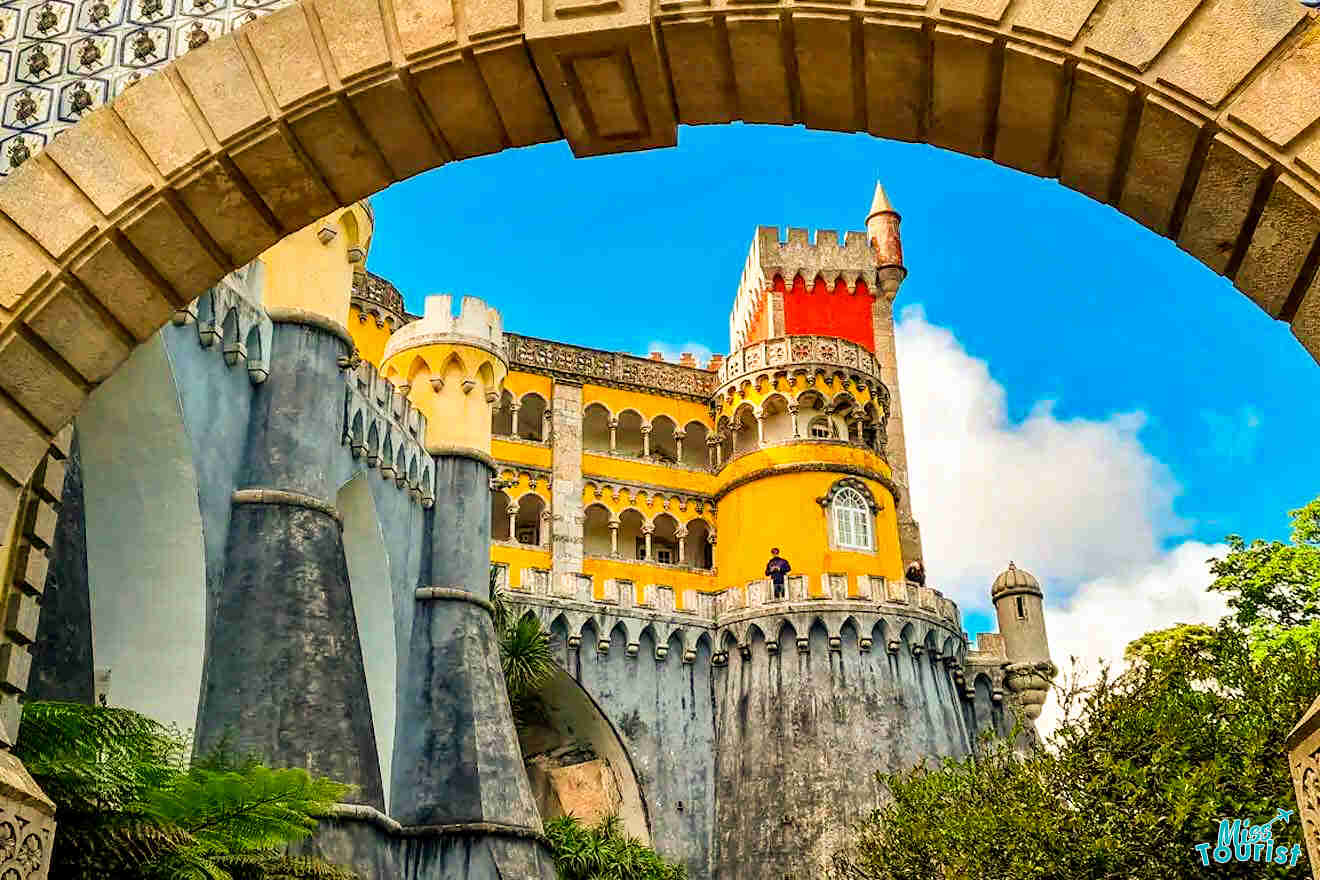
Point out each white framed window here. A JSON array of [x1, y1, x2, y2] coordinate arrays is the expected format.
[[809, 417, 834, 439], [832, 487, 873, 551], [656, 548, 673, 564]]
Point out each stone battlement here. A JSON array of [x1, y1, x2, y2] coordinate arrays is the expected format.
[[504, 574, 965, 672], [730, 226, 881, 352], [383, 294, 505, 363], [343, 359, 433, 506], [172, 265, 273, 385], [500, 567, 962, 641]]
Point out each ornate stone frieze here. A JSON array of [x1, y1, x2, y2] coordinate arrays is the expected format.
[[716, 335, 882, 392], [350, 271, 411, 329], [506, 334, 719, 400]]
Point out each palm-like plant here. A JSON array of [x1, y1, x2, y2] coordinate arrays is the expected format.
[[16, 701, 359, 880], [489, 565, 556, 730]]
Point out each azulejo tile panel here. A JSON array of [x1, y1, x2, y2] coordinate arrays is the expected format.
[[0, 0, 294, 174]]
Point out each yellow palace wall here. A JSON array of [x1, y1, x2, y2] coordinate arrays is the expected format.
[[714, 443, 903, 590], [348, 303, 395, 367]]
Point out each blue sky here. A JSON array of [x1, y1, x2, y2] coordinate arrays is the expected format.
[[367, 122, 1320, 646]]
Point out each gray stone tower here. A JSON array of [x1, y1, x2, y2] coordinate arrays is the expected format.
[[991, 562, 1055, 720]]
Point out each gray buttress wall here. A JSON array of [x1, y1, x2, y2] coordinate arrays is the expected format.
[[566, 622, 717, 879], [710, 619, 974, 880]]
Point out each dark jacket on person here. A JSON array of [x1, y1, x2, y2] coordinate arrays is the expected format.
[[765, 557, 791, 583]]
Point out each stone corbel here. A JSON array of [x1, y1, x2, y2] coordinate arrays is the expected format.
[[682, 648, 697, 664], [485, 390, 498, 404], [711, 652, 728, 667], [911, 644, 924, 657], [860, 637, 873, 652], [886, 638, 900, 655], [597, 638, 610, 655], [796, 637, 809, 654], [567, 634, 581, 651], [430, 377, 444, 392], [461, 379, 476, 394], [626, 642, 639, 658], [828, 636, 842, 652], [346, 246, 366, 264], [655, 643, 669, 661], [316, 226, 337, 244], [739, 643, 751, 659], [766, 641, 779, 655]]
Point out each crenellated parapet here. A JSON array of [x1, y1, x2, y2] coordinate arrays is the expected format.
[[506, 334, 719, 401], [343, 359, 433, 507], [171, 264, 273, 385], [730, 227, 884, 353], [500, 570, 965, 667]]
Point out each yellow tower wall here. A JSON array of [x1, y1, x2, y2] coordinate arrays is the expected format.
[[348, 304, 395, 368], [714, 444, 903, 589], [382, 341, 507, 456], [259, 204, 373, 324]]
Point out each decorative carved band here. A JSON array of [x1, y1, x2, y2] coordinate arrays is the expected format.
[[326, 804, 551, 848], [265, 308, 355, 351], [505, 334, 718, 400], [414, 587, 496, 617], [713, 462, 901, 505], [717, 335, 883, 389], [429, 445, 497, 470], [231, 489, 342, 523]]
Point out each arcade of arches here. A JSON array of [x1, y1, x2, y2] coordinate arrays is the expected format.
[[0, 0, 1318, 864]]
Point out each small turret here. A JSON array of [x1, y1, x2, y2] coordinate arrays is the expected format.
[[380, 294, 507, 457], [991, 562, 1056, 721], [865, 183, 906, 297]]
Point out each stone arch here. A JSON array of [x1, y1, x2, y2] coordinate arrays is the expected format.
[[650, 511, 679, 565], [520, 663, 651, 841], [514, 493, 547, 546], [516, 392, 547, 441], [0, 0, 1318, 815], [680, 420, 708, 469], [492, 389, 515, 436], [582, 502, 613, 557], [648, 413, 678, 463], [583, 402, 612, 452], [491, 488, 513, 542], [760, 392, 792, 443], [617, 507, 646, 561], [615, 409, 645, 457], [731, 402, 758, 455], [682, 516, 713, 570]]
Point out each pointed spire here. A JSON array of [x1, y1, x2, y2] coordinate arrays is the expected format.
[[865, 180, 905, 295], [866, 181, 896, 221]]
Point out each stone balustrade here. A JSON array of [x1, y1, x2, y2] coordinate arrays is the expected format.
[[715, 335, 883, 391], [502, 565, 960, 631]]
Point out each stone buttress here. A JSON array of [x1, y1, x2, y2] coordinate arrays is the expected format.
[[194, 310, 385, 808], [381, 295, 557, 878]]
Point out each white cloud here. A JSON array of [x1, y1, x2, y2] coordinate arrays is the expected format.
[[892, 308, 1231, 738], [894, 307, 1189, 607], [1035, 540, 1231, 736], [643, 341, 715, 365]]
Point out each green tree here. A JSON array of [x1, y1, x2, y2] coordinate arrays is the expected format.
[[17, 701, 358, 880], [831, 498, 1320, 880], [544, 815, 687, 880]]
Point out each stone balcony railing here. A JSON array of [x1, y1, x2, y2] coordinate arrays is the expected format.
[[715, 335, 883, 391], [498, 564, 961, 632]]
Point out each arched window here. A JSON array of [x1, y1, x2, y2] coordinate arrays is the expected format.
[[809, 417, 834, 439], [832, 487, 872, 551]]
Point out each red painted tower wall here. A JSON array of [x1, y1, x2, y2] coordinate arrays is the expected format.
[[776, 275, 877, 352]]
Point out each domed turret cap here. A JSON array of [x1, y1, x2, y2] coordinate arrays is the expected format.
[[992, 561, 1041, 598]]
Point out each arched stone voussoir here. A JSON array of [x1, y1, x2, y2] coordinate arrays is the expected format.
[[0, 0, 1311, 521]]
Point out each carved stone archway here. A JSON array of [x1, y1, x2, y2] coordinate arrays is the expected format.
[[0, 0, 1317, 870]]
